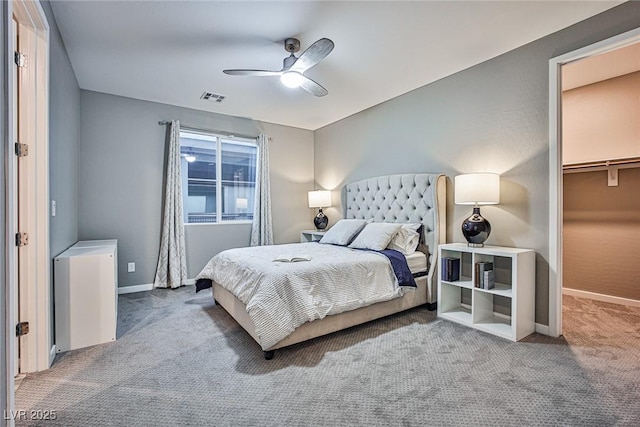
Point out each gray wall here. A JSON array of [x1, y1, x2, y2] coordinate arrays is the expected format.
[[314, 2, 640, 326], [79, 91, 314, 287], [44, 0, 80, 259]]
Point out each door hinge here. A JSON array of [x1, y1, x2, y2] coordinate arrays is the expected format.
[[15, 232, 29, 247], [14, 51, 27, 68], [16, 321, 29, 337], [15, 142, 29, 157]]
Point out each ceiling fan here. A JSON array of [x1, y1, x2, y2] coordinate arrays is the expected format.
[[223, 37, 334, 97]]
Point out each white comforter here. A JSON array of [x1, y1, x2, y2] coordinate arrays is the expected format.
[[196, 242, 405, 349]]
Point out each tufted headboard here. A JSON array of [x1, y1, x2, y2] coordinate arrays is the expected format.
[[341, 173, 446, 299]]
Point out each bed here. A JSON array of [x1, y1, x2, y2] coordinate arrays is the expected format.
[[196, 173, 446, 359]]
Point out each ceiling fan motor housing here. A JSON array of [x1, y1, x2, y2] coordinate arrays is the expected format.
[[284, 38, 301, 53]]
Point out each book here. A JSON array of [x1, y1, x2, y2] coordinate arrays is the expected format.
[[441, 257, 460, 282], [483, 269, 495, 290], [273, 255, 311, 263], [476, 262, 493, 288]]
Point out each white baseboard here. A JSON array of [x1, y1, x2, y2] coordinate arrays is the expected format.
[[563, 287, 640, 308], [118, 279, 195, 294], [535, 323, 550, 335], [118, 283, 153, 294]]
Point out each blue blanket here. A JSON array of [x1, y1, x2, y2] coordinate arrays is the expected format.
[[376, 249, 417, 288]]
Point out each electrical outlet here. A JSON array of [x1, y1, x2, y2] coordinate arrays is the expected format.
[[127, 262, 135, 273]]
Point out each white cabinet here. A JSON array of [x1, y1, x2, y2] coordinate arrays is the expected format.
[[54, 240, 118, 352], [300, 229, 326, 243], [437, 243, 535, 341]]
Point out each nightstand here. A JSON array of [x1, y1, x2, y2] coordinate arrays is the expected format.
[[300, 229, 326, 243]]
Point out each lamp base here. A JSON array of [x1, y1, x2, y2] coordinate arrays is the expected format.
[[314, 209, 328, 230], [461, 207, 491, 247], [466, 243, 485, 248]]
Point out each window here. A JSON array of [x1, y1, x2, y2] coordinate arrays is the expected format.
[[179, 130, 257, 224]]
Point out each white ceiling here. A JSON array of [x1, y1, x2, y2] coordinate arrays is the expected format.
[[50, 0, 624, 131]]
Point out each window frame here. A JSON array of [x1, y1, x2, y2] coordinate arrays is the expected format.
[[179, 128, 257, 226]]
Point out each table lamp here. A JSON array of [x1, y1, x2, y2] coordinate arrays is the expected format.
[[454, 173, 500, 247], [308, 190, 331, 230]]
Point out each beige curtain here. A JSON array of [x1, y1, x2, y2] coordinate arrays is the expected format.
[[250, 134, 274, 246], [154, 120, 187, 288]]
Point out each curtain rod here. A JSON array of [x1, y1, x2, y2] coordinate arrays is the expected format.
[[157, 120, 258, 140]]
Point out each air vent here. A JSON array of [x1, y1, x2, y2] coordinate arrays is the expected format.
[[200, 91, 226, 103]]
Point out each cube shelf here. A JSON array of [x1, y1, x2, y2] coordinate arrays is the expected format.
[[437, 243, 535, 341]]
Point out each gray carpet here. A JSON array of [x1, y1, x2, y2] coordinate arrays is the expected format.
[[15, 288, 640, 426]]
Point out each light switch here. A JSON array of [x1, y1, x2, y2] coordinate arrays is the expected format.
[[51, 200, 56, 217], [127, 262, 135, 273]]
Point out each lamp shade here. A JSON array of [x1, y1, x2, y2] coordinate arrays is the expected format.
[[308, 190, 331, 208], [454, 173, 500, 205]]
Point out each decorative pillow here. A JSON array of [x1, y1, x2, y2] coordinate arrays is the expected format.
[[387, 223, 422, 255], [348, 222, 402, 251], [319, 219, 367, 246]]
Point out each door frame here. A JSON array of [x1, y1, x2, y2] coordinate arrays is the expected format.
[[547, 27, 640, 338], [3, 0, 49, 421], [2, 1, 11, 421]]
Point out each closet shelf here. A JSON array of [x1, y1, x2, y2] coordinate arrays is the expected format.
[[563, 157, 640, 186], [563, 156, 640, 172]]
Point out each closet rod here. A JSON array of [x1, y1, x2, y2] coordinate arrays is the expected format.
[[157, 120, 257, 141], [563, 156, 640, 171]]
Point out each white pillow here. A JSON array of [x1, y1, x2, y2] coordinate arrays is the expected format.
[[387, 223, 422, 255], [348, 222, 402, 251], [319, 219, 367, 246]]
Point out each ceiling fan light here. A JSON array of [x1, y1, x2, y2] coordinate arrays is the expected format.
[[280, 71, 304, 88]]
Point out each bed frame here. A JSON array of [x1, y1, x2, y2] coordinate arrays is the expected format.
[[213, 173, 446, 359]]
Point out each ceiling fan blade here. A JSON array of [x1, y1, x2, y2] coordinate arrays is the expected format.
[[299, 75, 328, 97], [223, 69, 281, 77], [290, 38, 334, 73]]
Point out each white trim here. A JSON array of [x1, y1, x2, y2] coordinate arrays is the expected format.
[[535, 323, 550, 336], [49, 345, 56, 366], [117, 279, 195, 294], [548, 27, 640, 339], [118, 283, 153, 294], [563, 288, 640, 308], [4, 2, 16, 423], [184, 221, 253, 227], [4, 0, 50, 421]]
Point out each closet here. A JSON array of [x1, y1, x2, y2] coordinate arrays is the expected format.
[[561, 44, 640, 306]]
